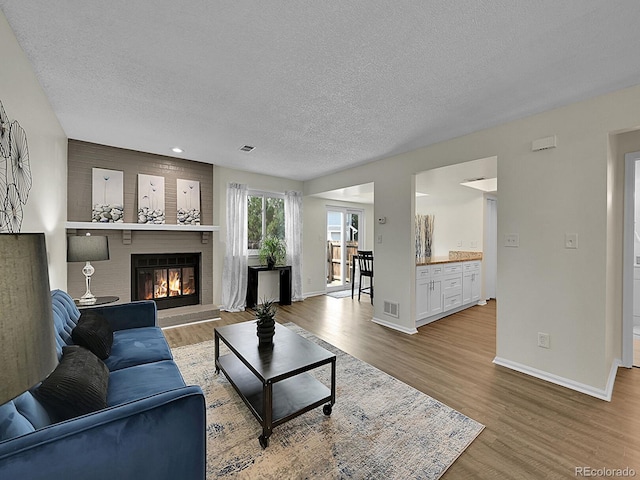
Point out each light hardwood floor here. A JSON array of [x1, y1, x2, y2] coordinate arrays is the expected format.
[[163, 296, 640, 479]]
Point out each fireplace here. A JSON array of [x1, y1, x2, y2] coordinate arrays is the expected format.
[[131, 253, 200, 310]]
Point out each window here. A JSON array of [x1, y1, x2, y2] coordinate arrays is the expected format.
[[248, 191, 285, 252]]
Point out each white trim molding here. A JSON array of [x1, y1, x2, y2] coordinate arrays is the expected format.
[[372, 317, 418, 335], [493, 356, 621, 402]]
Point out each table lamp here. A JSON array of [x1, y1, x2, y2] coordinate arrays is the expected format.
[[67, 233, 110, 305], [0, 233, 58, 405]]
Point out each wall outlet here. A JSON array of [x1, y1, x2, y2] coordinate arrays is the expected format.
[[565, 233, 578, 249], [307, 277, 311, 285], [537, 332, 550, 349]]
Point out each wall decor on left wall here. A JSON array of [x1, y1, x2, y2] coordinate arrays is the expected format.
[[0, 99, 32, 233]]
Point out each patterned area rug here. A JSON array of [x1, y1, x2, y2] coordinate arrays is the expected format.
[[172, 323, 484, 479]]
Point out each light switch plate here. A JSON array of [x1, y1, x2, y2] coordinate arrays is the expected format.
[[504, 234, 519, 247]]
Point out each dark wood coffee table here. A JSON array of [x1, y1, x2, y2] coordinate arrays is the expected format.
[[214, 321, 336, 448]]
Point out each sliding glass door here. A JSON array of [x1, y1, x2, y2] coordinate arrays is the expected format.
[[326, 207, 363, 291]]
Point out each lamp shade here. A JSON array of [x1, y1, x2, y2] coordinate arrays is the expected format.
[[67, 234, 110, 262], [0, 233, 58, 405]]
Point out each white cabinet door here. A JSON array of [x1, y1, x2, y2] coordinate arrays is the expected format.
[[416, 277, 430, 319], [463, 261, 482, 305], [462, 272, 472, 304], [429, 277, 443, 316], [471, 272, 481, 302]]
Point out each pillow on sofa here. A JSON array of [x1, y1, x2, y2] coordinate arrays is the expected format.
[[33, 345, 109, 422], [72, 311, 113, 359]]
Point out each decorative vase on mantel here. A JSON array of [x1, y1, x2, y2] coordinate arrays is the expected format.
[[255, 298, 276, 348]]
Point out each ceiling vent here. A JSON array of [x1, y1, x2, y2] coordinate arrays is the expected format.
[[240, 145, 255, 152]]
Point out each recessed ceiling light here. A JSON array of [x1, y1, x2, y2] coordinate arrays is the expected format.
[[171, 147, 183, 153], [459, 177, 497, 192], [415, 192, 429, 197], [240, 145, 255, 152]]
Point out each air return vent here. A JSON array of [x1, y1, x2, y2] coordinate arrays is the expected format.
[[383, 300, 399, 318], [240, 145, 255, 152]]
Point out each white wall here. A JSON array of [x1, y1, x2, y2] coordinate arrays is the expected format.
[[0, 12, 67, 289], [305, 84, 640, 396], [416, 191, 484, 257], [212, 166, 303, 305]]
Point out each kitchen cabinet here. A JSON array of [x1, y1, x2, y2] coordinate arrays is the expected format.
[[462, 261, 481, 304], [416, 259, 482, 327]]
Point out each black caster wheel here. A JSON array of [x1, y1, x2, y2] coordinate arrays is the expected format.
[[323, 404, 332, 416], [259, 435, 269, 449]]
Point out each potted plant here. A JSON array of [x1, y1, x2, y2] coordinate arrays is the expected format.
[[255, 298, 277, 347], [259, 235, 286, 269]]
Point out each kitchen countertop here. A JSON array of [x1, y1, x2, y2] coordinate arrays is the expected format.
[[416, 251, 483, 266]]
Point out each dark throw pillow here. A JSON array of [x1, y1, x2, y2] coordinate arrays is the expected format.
[[33, 345, 109, 422], [72, 311, 113, 359]]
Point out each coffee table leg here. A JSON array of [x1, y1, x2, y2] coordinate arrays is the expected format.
[[214, 331, 220, 374], [323, 357, 336, 416], [259, 381, 273, 449]]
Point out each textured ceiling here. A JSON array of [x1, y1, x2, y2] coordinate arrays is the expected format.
[[2, 1, 640, 181]]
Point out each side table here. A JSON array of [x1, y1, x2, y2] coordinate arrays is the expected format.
[[74, 296, 119, 308]]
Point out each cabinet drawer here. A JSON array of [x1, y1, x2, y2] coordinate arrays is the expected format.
[[430, 265, 444, 277], [463, 261, 480, 272], [443, 276, 462, 292], [444, 293, 462, 311], [416, 266, 430, 279], [444, 263, 463, 275]]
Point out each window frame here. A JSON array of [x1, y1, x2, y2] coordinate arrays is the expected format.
[[247, 189, 285, 256]]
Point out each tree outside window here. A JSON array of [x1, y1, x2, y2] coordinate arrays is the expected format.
[[248, 193, 284, 251]]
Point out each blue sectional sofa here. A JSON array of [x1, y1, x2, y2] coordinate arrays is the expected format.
[[0, 290, 206, 480]]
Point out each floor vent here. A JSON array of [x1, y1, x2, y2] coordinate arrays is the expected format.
[[383, 300, 399, 318]]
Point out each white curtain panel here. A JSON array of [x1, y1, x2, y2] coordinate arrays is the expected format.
[[221, 183, 248, 311], [285, 190, 304, 301]]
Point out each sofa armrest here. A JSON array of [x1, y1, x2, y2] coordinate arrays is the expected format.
[[89, 300, 158, 331], [0, 386, 206, 480]]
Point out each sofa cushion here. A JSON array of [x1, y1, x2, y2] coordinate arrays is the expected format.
[[107, 360, 186, 406], [103, 327, 173, 372], [13, 391, 51, 429], [51, 290, 81, 359], [0, 401, 35, 442], [34, 346, 109, 422], [72, 311, 113, 360], [0, 392, 52, 443]]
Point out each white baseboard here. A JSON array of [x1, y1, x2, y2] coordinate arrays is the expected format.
[[492, 356, 621, 401], [303, 290, 328, 298], [372, 316, 418, 334]]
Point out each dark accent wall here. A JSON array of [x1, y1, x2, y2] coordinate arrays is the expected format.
[[66, 140, 214, 307], [67, 140, 212, 223]]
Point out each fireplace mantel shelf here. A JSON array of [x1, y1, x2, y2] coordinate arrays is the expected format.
[[66, 221, 219, 232]]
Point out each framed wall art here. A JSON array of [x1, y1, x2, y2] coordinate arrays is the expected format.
[[138, 173, 165, 224], [176, 179, 200, 225], [92, 167, 124, 223]]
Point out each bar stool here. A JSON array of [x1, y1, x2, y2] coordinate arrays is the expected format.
[[357, 250, 374, 304]]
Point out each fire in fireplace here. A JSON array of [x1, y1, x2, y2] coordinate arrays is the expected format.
[[131, 253, 200, 310]]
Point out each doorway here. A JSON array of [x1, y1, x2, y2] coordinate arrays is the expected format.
[[623, 151, 640, 367], [326, 207, 363, 292], [484, 196, 497, 301]]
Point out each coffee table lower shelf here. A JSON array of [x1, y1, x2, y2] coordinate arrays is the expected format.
[[217, 353, 333, 447]]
